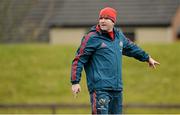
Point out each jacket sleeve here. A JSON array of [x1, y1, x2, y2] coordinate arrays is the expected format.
[[120, 32, 149, 62], [71, 32, 99, 85]]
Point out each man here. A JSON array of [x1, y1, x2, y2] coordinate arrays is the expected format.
[[71, 7, 160, 114]]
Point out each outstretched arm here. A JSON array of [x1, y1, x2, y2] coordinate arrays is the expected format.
[[120, 32, 160, 68], [121, 32, 149, 62]]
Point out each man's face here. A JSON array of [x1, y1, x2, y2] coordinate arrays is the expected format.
[[99, 17, 114, 32]]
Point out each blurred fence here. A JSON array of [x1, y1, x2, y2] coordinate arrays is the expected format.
[[0, 103, 180, 114]]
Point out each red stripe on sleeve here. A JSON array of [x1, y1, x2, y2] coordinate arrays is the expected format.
[[92, 91, 97, 114], [72, 32, 95, 81]]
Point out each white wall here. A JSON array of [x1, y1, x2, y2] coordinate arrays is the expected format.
[[49, 28, 86, 45], [172, 7, 180, 40], [135, 27, 173, 43], [49, 27, 174, 44]]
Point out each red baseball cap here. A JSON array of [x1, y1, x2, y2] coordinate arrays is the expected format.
[[99, 7, 117, 23]]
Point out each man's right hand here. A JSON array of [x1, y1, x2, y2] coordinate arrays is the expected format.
[[71, 84, 81, 94]]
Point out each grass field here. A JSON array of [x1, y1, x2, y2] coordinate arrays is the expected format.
[[0, 43, 180, 114]]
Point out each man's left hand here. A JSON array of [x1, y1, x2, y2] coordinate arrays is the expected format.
[[148, 57, 160, 69]]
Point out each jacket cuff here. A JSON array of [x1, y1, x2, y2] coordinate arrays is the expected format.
[[71, 81, 79, 85], [145, 55, 150, 62]]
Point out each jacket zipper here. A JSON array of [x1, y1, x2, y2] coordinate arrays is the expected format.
[[113, 40, 119, 89]]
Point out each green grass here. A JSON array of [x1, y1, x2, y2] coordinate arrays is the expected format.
[[123, 43, 180, 105], [0, 43, 180, 114]]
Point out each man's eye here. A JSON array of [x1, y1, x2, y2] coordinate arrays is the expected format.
[[100, 17, 109, 20], [104, 17, 109, 20]]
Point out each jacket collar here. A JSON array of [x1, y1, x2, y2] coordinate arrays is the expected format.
[[96, 25, 118, 40], [95, 24, 118, 35], [89, 25, 119, 40]]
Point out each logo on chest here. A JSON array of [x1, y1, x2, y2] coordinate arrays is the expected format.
[[100, 42, 107, 48], [119, 41, 123, 48]]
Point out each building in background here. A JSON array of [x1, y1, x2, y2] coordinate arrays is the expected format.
[[0, 0, 63, 43], [0, 0, 180, 44], [49, 0, 180, 44]]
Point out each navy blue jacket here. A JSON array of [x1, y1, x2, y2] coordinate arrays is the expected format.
[[71, 25, 149, 92]]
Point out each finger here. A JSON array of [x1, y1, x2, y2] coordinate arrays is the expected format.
[[152, 64, 156, 69], [149, 63, 156, 69], [74, 93, 78, 98], [155, 61, 160, 65]]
